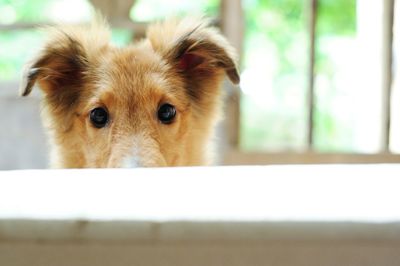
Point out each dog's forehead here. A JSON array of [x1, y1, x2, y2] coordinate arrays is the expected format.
[[110, 46, 165, 78], [93, 44, 187, 108], [99, 45, 170, 93]]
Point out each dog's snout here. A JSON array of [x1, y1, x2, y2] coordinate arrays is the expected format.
[[121, 155, 141, 168], [121, 152, 167, 168], [111, 134, 167, 168]]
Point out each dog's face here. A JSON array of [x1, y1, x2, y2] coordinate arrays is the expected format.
[[20, 18, 239, 168]]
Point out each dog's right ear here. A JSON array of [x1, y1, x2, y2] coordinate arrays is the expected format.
[[20, 20, 110, 99], [20, 31, 88, 98]]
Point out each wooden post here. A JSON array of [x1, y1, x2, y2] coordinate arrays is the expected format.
[[220, 0, 244, 149], [306, 0, 318, 150], [382, 0, 395, 152]]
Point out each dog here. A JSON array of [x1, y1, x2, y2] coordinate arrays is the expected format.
[[20, 17, 240, 168]]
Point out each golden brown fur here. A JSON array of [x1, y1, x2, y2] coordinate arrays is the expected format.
[[20, 17, 239, 168]]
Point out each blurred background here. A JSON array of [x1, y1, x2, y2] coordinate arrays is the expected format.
[[1, 0, 400, 168]]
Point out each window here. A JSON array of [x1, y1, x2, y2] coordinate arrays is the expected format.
[[227, 0, 400, 164], [239, 0, 397, 154]]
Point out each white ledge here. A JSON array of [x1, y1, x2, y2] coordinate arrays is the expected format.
[[1, 165, 400, 222]]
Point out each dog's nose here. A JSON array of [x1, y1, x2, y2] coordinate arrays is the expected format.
[[112, 133, 168, 168], [121, 153, 167, 167], [121, 155, 141, 168]]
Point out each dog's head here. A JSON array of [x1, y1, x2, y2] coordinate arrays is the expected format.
[[20, 17, 239, 168]]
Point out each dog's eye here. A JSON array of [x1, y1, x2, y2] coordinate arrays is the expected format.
[[157, 103, 176, 124], [90, 107, 109, 128]]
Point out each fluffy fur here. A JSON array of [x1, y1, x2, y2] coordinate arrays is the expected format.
[[20, 17, 240, 168]]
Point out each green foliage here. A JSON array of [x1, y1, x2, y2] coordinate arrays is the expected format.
[[240, 0, 357, 152], [0, 30, 44, 80], [0, 0, 54, 80], [243, 0, 305, 70], [0, 0, 53, 22], [240, 0, 308, 151], [317, 0, 356, 36], [313, 0, 357, 151]]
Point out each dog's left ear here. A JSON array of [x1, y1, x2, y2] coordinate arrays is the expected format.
[[147, 18, 240, 96]]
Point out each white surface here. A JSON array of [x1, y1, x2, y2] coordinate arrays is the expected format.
[[0, 165, 400, 222]]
